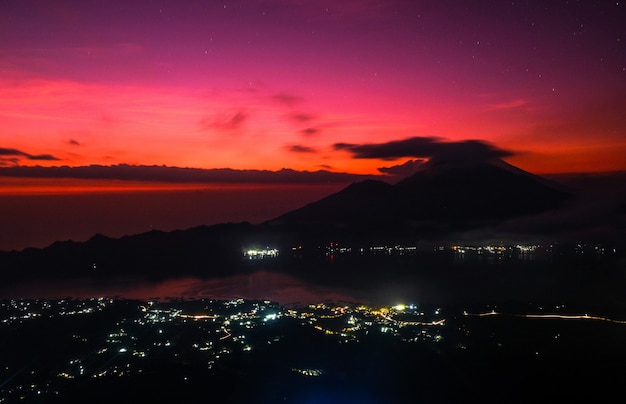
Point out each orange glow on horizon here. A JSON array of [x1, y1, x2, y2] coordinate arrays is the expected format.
[[0, 177, 348, 195]]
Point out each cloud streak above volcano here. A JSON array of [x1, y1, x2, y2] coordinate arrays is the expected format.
[[335, 137, 514, 164]]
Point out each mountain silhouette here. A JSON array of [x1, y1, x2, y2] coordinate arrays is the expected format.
[[0, 223, 270, 282], [268, 158, 572, 234], [0, 158, 575, 282]]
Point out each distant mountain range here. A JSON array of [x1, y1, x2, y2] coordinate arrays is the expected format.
[[0, 159, 577, 282]]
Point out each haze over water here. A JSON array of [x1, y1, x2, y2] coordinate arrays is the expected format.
[[0, 271, 363, 306]]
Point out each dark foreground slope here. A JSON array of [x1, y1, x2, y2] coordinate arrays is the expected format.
[[0, 223, 285, 282], [1, 298, 625, 404]]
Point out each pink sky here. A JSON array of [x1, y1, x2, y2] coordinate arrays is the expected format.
[[1, 0, 624, 175]]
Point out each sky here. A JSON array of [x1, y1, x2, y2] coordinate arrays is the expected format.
[[0, 0, 625, 250]]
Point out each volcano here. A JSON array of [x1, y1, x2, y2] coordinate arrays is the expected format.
[[268, 158, 572, 234]]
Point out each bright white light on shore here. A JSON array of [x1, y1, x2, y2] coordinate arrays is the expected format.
[[393, 304, 406, 311], [243, 248, 279, 259]]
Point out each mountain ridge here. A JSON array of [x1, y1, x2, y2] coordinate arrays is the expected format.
[[268, 158, 572, 232], [0, 159, 584, 282]]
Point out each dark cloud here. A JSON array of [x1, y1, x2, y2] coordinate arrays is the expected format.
[[0, 164, 374, 184], [0, 147, 60, 163], [272, 92, 302, 106], [300, 127, 320, 136], [289, 113, 314, 123], [227, 112, 247, 129], [28, 154, 59, 161], [377, 159, 426, 180], [200, 110, 247, 131], [334, 136, 513, 164], [287, 145, 316, 153], [68, 139, 81, 146], [0, 148, 34, 157], [0, 157, 20, 167]]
